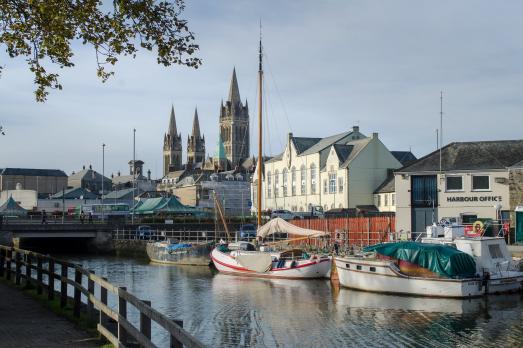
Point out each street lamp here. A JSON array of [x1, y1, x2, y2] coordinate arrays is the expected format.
[[102, 143, 106, 222]]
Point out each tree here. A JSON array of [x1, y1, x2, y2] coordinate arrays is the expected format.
[[0, 0, 202, 102]]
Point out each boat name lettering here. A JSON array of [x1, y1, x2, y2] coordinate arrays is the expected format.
[[446, 196, 502, 203]]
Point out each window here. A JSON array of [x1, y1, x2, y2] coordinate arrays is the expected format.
[[267, 172, 272, 198], [274, 170, 279, 197], [472, 175, 490, 191], [300, 165, 306, 195], [446, 176, 463, 191], [328, 172, 337, 194], [356, 265, 362, 270], [323, 179, 328, 194], [291, 167, 296, 196], [370, 267, 376, 272], [488, 244, 504, 259], [282, 169, 288, 196], [338, 177, 343, 193], [345, 264, 350, 269], [310, 164, 316, 194], [384, 194, 388, 206], [392, 193, 396, 206], [378, 195, 381, 207]]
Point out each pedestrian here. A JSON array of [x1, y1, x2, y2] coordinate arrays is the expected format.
[[41, 210, 47, 224], [88, 212, 93, 224], [80, 210, 85, 224]]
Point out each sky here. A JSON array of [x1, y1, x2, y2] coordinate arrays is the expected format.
[[1, 1, 522, 179]]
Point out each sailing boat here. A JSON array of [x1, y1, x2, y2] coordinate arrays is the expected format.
[[210, 30, 332, 279]]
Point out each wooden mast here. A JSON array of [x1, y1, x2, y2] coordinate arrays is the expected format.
[[257, 26, 263, 228]]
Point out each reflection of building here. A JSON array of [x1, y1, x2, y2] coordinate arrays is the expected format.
[[254, 127, 403, 213], [0, 168, 67, 196], [395, 140, 523, 232]]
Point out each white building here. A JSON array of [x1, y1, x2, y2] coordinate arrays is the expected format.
[[253, 126, 404, 213], [395, 140, 523, 233]]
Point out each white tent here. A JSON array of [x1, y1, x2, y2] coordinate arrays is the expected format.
[[256, 218, 329, 239]]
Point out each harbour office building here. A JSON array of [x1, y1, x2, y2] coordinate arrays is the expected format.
[[395, 140, 523, 233]]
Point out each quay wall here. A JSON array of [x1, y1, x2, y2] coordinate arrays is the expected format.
[[114, 239, 148, 258]]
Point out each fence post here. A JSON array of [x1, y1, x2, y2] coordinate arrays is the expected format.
[[6, 248, 12, 280], [87, 270, 95, 320], [48, 259, 55, 300], [37, 256, 43, 295], [25, 252, 32, 287], [170, 320, 184, 348], [118, 286, 128, 345], [15, 251, 21, 285], [99, 277, 108, 328], [73, 269, 82, 318], [0, 248, 5, 277], [140, 300, 152, 340], [60, 263, 68, 308]]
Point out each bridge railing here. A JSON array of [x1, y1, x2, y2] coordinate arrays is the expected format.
[[0, 245, 205, 348], [113, 228, 228, 243]]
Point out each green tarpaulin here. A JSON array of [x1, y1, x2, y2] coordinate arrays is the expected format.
[[131, 197, 201, 216], [364, 242, 477, 279]]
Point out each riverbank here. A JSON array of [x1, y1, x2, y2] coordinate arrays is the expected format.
[[0, 280, 104, 347]]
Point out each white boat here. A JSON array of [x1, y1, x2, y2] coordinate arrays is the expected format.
[[335, 235, 523, 298], [146, 239, 214, 266], [211, 218, 332, 279]]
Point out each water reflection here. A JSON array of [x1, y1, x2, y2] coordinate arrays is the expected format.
[[68, 255, 523, 347]]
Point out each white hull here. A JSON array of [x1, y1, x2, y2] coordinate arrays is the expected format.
[[211, 248, 331, 279], [335, 257, 523, 298]]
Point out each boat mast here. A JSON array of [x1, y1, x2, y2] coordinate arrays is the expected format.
[[257, 24, 263, 228]]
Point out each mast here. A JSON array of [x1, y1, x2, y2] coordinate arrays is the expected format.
[[257, 24, 263, 228], [439, 91, 443, 173]]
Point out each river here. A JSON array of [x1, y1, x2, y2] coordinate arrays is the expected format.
[[66, 254, 523, 347]]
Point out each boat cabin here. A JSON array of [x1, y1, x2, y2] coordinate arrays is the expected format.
[[454, 237, 513, 274], [228, 241, 256, 251]]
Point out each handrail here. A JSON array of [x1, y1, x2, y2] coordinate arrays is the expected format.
[[0, 244, 205, 348]]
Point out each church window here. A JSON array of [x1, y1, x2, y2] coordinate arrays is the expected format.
[[267, 172, 272, 198], [274, 170, 279, 197], [300, 165, 306, 195], [291, 167, 296, 196], [283, 169, 288, 196], [329, 172, 337, 194], [310, 164, 316, 194]]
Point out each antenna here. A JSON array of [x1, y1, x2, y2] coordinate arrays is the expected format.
[[436, 129, 439, 151], [259, 20, 263, 72], [439, 91, 443, 173]]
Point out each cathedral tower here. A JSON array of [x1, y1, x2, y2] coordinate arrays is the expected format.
[[163, 105, 182, 175], [219, 68, 250, 167], [187, 108, 205, 166]]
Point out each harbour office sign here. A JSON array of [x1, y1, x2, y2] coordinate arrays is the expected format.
[[446, 196, 502, 203]]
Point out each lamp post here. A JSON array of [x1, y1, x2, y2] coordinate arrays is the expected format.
[[132, 129, 136, 224], [102, 143, 106, 222]]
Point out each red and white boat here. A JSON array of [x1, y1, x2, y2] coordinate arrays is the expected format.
[[211, 218, 332, 279]]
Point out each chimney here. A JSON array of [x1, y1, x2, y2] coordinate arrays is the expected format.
[[352, 126, 359, 133], [147, 169, 151, 180], [372, 132, 378, 139], [89, 164, 92, 170]]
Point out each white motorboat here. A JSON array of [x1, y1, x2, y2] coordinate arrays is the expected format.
[[335, 235, 523, 298]]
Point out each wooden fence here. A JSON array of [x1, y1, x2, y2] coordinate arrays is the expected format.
[[291, 216, 395, 247], [0, 245, 204, 348]]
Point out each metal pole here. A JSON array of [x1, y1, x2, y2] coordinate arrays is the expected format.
[[257, 25, 263, 229], [102, 143, 106, 222], [439, 91, 443, 173], [61, 188, 65, 224], [132, 129, 136, 224]]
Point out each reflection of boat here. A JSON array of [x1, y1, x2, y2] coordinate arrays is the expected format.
[[146, 239, 214, 266], [335, 237, 523, 298], [211, 241, 331, 279]]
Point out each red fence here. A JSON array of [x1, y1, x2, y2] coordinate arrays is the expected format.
[[290, 216, 395, 247]]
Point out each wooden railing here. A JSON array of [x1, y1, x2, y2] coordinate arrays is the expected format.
[[0, 245, 205, 348]]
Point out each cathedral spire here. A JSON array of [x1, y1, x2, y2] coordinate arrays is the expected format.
[[228, 68, 241, 105], [192, 107, 201, 138], [168, 105, 178, 137]]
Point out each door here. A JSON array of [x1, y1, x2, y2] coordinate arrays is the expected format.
[[412, 207, 437, 233], [410, 175, 438, 233]]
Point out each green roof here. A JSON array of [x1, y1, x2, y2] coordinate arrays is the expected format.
[[364, 242, 477, 279], [131, 197, 200, 215], [0, 197, 28, 216]]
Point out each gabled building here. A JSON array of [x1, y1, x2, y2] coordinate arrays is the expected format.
[[395, 140, 523, 233], [0, 168, 67, 195], [68, 165, 111, 195], [255, 126, 403, 213]]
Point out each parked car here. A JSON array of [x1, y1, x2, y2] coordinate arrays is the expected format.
[[270, 209, 301, 220], [239, 224, 257, 240], [137, 225, 152, 240]]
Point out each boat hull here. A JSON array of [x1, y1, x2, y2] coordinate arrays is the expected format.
[[211, 248, 331, 279], [146, 242, 214, 266]]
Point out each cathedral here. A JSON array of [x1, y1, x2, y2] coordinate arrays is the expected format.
[[162, 68, 251, 177]]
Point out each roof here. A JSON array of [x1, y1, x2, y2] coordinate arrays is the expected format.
[[398, 140, 523, 173], [0, 196, 28, 216], [333, 144, 354, 163], [291, 137, 322, 154], [265, 153, 283, 164], [69, 169, 111, 182], [103, 188, 138, 200], [50, 187, 97, 199], [112, 174, 146, 185], [391, 151, 417, 166], [132, 197, 198, 215], [0, 168, 67, 177], [510, 159, 523, 168], [339, 137, 373, 169], [300, 131, 355, 156], [374, 176, 395, 194]]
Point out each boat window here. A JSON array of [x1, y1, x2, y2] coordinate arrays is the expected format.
[[369, 267, 376, 272], [345, 264, 350, 269], [356, 265, 362, 270], [240, 243, 256, 251], [488, 244, 504, 259]]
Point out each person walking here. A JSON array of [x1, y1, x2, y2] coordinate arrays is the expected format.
[[80, 211, 85, 224], [41, 210, 47, 224]]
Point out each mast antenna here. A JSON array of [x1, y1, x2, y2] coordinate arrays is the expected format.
[[439, 91, 443, 173], [257, 21, 263, 229]]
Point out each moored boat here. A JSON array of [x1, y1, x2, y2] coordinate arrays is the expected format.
[[146, 239, 214, 266]]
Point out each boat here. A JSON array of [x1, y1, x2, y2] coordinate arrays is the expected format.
[[146, 239, 214, 266], [335, 231, 523, 298]]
